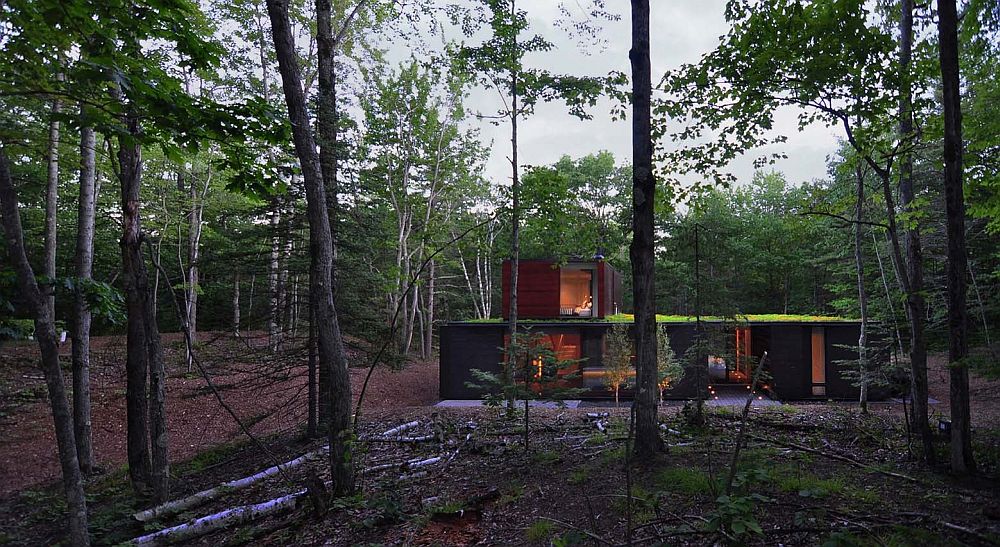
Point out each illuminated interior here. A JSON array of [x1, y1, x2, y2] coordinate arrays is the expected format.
[[559, 269, 594, 317], [504, 333, 582, 388], [708, 327, 753, 383]]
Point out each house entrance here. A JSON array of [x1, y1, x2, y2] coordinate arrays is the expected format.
[[707, 326, 753, 384]]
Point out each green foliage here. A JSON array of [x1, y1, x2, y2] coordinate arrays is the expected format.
[[655, 467, 714, 495], [602, 323, 632, 404], [524, 519, 555, 543], [656, 326, 683, 399], [704, 494, 765, 543]]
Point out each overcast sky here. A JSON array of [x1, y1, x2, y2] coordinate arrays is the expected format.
[[430, 1, 843, 191]]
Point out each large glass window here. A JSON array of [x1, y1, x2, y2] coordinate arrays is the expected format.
[[560, 268, 594, 317]]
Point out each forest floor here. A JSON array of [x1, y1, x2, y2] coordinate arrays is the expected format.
[[0, 334, 998, 546]]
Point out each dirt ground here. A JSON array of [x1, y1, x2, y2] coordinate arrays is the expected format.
[[0, 331, 438, 498], [1, 334, 998, 546]]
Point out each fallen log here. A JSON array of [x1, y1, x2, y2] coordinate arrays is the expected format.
[[364, 434, 437, 443], [132, 489, 308, 545], [380, 420, 420, 437], [134, 446, 328, 522]]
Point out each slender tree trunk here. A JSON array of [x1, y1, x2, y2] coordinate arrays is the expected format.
[[308, 306, 318, 438], [232, 270, 241, 336], [72, 124, 96, 474], [146, 294, 169, 503], [854, 160, 869, 414], [424, 259, 435, 360], [185, 172, 205, 372], [44, 100, 61, 318], [268, 207, 282, 352], [0, 148, 90, 547], [118, 112, 153, 497], [937, 0, 976, 474], [629, 0, 661, 459], [268, 0, 353, 495], [506, 0, 520, 417], [898, 0, 935, 465]]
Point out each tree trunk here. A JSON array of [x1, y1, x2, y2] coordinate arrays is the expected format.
[[629, 0, 661, 459], [43, 123, 59, 315], [44, 101, 61, 318], [898, 0, 935, 465], [185, 171, 206, 372], [267, 0, 354, 495], [268, 207, 282, 352], [72, 123, 96, 474], [0, 148, 90, 546], [506, 0, 520, 417], [937, 0, 976, 474], [232, 270, 241, 336], [118, 112, 153, 497], [308, 307, 318, 438], [854, 160, 869, 414], [424, 259, 435, 360], [146, 293, 169, 503]]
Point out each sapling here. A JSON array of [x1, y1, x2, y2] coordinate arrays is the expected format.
[[603, 323, 633, 406]]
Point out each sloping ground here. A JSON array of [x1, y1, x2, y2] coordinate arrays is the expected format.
[[0, 332, 437, 498], [3, 406, 998, 546]]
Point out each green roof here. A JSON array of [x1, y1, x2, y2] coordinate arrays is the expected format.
[[464, 313, 855, 324]]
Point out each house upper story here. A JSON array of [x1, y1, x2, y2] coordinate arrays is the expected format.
[[501, 259, 624, 320]]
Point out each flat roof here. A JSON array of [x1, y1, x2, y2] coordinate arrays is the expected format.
[[452, 313, 860, 327]]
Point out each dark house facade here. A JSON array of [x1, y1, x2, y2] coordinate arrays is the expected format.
[[440, 260, 877, 401]]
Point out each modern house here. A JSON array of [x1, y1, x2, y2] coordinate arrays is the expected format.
[[440, 259, 881, 401]]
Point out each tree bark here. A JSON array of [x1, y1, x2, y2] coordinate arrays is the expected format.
[[232, 270, 241, 336], [854, 159, 869, 414], [268, 207, 282, 352], [424, 259, 435, 360], [629, 0, 662, 459], [506, 0, 521, 417], [44, 101, 61, 318], [72, 123, 96, 474], [898, 0, 935, 465], [267, 0, 354, 495], [937, 0, 976, 474], [0, 147, 90, 546], [118, 111, 153, 497]]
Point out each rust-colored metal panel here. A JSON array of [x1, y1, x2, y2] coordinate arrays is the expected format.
[[501, 260, 560, 318]]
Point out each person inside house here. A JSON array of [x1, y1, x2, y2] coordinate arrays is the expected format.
[[574, 295, 593, 317]]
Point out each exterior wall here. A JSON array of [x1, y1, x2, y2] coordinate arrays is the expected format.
[[765, 325, 812, 400], [500, 260, 622, 320], [439, 321, 874, 401], [501, 261, 560, 319], [439, 324, 504, 399]]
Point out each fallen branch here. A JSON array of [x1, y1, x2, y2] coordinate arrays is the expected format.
[[380, 421, 419, 437], [364, 434, 437, 443], [363, 454, 445, 475], [940, 521, 999, 545], [132, 488, 308, 545], [134, 446, 328, 522], [747, 433, 922, 484]]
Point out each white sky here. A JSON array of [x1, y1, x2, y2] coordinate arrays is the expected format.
[[410, 1, 842, 190]]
